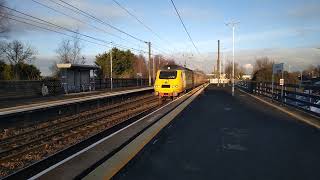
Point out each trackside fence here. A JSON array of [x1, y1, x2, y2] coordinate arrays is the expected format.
[[0, 78, 149, 100], [237, 81, 320, 117]]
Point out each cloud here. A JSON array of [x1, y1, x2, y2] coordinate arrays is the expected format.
[[288, 3, 320, 20], [6, 0, 128, 36], [162, 6, 220, 22], [172, 48, 320, 74], [243, 63, 253, 70], [67, 0, 127, 20]]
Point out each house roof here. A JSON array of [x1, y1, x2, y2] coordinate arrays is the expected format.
[[56, 63, 100, 70], [160, 64, 192, 71]]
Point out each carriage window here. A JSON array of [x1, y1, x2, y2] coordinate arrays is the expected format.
[[159, 71, 177, 79]]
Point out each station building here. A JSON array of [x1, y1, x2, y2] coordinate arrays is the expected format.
[[57, 63, 99, 93]]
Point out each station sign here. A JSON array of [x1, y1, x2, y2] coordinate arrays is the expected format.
[[279, 79, 284, 86], [273, 63, 284, 74]]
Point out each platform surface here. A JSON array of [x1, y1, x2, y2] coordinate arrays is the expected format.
[[114, 85, 320, 180]]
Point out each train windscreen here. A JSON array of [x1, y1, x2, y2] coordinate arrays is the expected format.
[[159, 71, 177, 79]]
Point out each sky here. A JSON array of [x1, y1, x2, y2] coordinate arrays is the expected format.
[[3, 0, 320, 75]]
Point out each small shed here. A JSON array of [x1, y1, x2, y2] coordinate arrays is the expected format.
[[57, 63, 99, 93]]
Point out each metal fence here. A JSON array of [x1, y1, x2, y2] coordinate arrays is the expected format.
[[0, 79, 63, 99], [94, 78, 149, 90], [237, 81, 320, 116], [0, 78, 149, 100]]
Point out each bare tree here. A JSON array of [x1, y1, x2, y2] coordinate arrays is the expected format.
[[303, 65, 320, 78], [71, 32, 82, 64], [253, 57, 273, 73], [224, 61, 244, 79], [0, 0, 10, 36], [49, 61, 59, 77], [0, 40, 37, 79], [56, 39, 72, 63], [56, 31, 83, 64], [252, 57, 274, 81], [0, 40, 36, 64], [133, 54, 148, 78]]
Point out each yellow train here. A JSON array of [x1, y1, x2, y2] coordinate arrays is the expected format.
[[154, 65, 207, 98]]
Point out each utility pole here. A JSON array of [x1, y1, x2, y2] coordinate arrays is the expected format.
[[226, 21, 239, 96], [217, 40, 220, 86], [153, 55, 155, 84], [110, 43, 113, 91], [147, 41, 151, 86]]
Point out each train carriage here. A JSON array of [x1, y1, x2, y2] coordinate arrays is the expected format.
[[154, 65, 207, 98]]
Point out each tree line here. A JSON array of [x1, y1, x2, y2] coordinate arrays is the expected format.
[[224, 61, 245, 79], [0, 40, 40, 80], [252, 57, 320, 84], [0, 39, 176, 81], [0, 1, 41, 80], [95, 48, 176, 79]]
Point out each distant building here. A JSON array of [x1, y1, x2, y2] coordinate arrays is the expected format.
[[242, 74, 252, 80], [57, 63, 99, 93], [207, 73, 229, 84]]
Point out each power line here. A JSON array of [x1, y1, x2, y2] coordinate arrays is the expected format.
[[1, 4, 175, 59], [44, 0, 173, 58], [31, 0, 140, 47], [1, 14, 148, 54], [170, 0, 200, 54], [53, 0, 173, 57], [1, 4, 149, 54], [3, 15, 110, 48], [1, 4, 112, 45], [111, 0, 175, 53], [56, 0, 147, 44]]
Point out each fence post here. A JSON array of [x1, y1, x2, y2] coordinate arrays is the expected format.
[[284, 85, 287, 103], [309, 89, 312, 110], [53, 80, 56, 95], [295, 87, 298, 106]]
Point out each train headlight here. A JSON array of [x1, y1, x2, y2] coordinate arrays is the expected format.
[[173, 85, 178, 88], [154, 85, 159, 88]]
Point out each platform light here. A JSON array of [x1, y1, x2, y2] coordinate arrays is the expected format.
[[226, 21, 239, 96]]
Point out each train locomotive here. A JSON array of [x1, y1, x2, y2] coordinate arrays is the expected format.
[[154, 65, 207, 98]]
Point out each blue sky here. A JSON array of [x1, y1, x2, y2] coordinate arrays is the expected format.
[[4, 0, 320, 74]]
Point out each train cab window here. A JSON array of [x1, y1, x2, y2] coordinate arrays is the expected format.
[[159, 71, 177, 79]]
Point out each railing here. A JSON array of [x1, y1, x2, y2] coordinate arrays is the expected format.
[[237, 81, 320, 116], [0, 78, 149, 100], [0, 79, 64, 99], [94, 78, 149, 90]]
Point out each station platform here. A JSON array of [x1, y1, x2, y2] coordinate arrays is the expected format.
[[114, 85, 320, 180], [0, 86, 152, 116]]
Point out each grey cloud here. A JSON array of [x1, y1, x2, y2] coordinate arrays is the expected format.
[[288, 3, 320, 19], [6, 0, 128, 36], [162, 6, 220, 22]]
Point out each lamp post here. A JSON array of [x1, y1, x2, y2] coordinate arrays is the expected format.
[[226, 21, 239, 96]]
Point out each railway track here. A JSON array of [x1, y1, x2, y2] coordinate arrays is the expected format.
[[0, 94, 161, 177]]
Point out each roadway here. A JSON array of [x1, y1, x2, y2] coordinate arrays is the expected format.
[[114, 84, 320, 180]]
